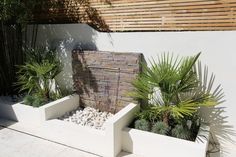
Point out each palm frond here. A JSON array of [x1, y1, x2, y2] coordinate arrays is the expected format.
[[193, 61, 225, 105], [171, 101, 199, 118], [16, 48, 62, 99], [131, 52, 224, 122], [177, 52, 201, 93]]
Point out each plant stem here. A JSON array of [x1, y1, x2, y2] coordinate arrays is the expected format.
[[163, 112, 169, 126]]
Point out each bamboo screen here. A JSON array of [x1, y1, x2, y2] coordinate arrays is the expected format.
[[34, 0, 236, 31]]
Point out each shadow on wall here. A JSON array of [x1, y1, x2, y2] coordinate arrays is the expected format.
[[26, 23, 100, 92], [200, 107, 236, 157], [27, 0, 112, 92], [71, 50, 99, 108], [33, 0, 110, 32], [52, 25, 99, 92]]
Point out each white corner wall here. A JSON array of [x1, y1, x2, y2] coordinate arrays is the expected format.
[[28, 24, 236, 157]]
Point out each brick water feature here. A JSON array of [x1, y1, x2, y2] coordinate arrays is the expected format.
[[72, 50, 144, 113]]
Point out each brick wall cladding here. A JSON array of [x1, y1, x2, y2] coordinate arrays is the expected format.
[[72, 50, 144, 113]]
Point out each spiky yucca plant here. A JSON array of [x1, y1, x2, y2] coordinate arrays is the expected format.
[[131, 53, 224, 126]]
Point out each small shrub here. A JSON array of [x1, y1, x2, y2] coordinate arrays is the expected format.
[[23, 95, 35, 105], [23, 94, 47, 107], [31, 94, 47, 107], [151, 121, 170, 135], [171, 124, 191, 140], [134, 119, 150, 131]]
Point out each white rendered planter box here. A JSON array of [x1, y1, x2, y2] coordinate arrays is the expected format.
[[0, 100, 140, 157], [122, 125, 210, 157], [0, 95, 80, 126], [0, 99, 209, 157], [35, 103, 140, 157]]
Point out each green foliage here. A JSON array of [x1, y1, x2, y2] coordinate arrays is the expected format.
[[131, 53, 224, 122], [0, 0, 44, 25], [171, 124, 191, 140], [24, 94, 46, 107], [16, 47, 62, 107], [151, 121, 170, 135], [134, 119, 150, 131], [0, 1, 73, 96], [0, 0, 42, 95], [130, 52, 224, 140], [17, 61, 61, 93], [25, 47, 60, 64], [23, 95, 35, 105], [0, 0, 94, 26], [136, 108, 160, 123]]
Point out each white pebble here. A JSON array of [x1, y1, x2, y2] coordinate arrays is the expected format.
[[58, 106, 114, 130]]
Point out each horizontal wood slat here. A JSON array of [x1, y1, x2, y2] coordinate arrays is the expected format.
[[33, 0, 236, 31]]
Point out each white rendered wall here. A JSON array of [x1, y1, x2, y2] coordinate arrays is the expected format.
[[28, 24, 236, 157]]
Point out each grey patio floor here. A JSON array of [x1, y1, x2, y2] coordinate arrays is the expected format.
[[0, 125, 100, 157], [0, 119, 138, 157]]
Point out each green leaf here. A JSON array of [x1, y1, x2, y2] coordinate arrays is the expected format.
[[130, 52, 224, 122]]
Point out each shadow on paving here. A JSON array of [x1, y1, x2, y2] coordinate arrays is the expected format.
[[0, 96, 18, 130]]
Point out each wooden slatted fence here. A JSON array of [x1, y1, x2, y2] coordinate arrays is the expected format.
[[33, 0, 236, 31]]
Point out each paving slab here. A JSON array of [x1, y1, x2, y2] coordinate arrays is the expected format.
[[0, 119, 141, 157], [0, 126, 99, 157]]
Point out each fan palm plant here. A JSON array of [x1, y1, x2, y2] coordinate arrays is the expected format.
[[131, 53, 224, 128], [16, 47, 62, 106]]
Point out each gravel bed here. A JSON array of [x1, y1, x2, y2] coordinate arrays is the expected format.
[[58, 107, 114, 130]]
